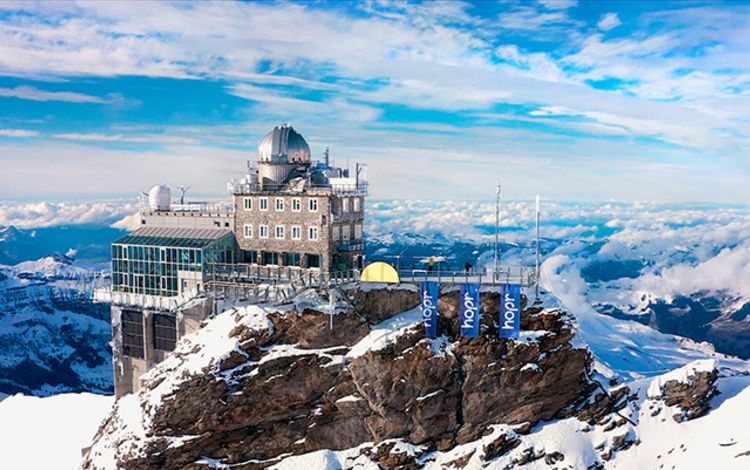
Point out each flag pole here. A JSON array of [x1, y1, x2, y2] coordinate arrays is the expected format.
[[534, 194, 541, 300], [494, 182, 501, 282]]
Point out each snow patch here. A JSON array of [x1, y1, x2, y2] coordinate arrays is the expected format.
[[347, 307, 422, 358]]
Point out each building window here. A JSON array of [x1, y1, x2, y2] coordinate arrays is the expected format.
[[259, 224, 269, 238], [262, 251, 279, 265], [243, 198, 252, 211], [243, 224, 253, 238], [342, 225, 351, 240], [259, 197, 268, 211], [275, 225, 285, 239], [353, 198, 361, 212], [307, 254, 321, 268], [308, 226, 319, 240], [153, 313, 177, 351], [284, 252, 301, 266], [275, 198, 284, 211], [309, 198, 318, 212], [122, 310, 144, 359], [242, 250, 258, 263], [292, 198, 301, 212], [342, 198, 349, 212], [333, 226, 340, 241], [291, 226, 302, 240], [355, 224, 363, 239]]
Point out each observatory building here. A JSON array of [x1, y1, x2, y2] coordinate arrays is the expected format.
[[231, 125, 366, 272], [102, 124, 368, 396]]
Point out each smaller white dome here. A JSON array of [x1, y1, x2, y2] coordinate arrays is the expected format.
[[148, 185, 171, 211]]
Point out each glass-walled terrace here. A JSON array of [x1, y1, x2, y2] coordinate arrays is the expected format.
[[111, 234, 234, 297]]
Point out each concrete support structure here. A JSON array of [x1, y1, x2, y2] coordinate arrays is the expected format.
[[111, 298, 213, 397]]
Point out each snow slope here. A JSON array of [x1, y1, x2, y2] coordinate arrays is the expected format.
[[540, 254, 750, 379], [0, 393, 113, 470]]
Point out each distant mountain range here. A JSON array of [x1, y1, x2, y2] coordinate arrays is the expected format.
[[0, 254, 112, 396]]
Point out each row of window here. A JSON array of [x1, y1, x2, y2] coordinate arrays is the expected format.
[[122, 310, 177, 358], [243, 224, 319, 241], [242, 196, 362, 213], [332, 224, 363, 241], [241, 250, 321, 268], [243, 197, 318, 212], [338, 197, 361, 213]]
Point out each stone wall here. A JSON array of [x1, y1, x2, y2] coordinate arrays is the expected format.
[[233, 192, 364, 271]]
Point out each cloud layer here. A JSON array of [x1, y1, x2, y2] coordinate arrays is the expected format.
[[0, 1, 749, 200]]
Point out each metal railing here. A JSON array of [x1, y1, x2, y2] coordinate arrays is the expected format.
[[205, 263, 360, 287], [233, 182, 368, 196], [93, 285, 204, 310], [170, 202, 235, 213], [399, 265, 536, 287]]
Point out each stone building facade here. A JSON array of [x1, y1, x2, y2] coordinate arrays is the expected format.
[[233, 191, 364, 272]]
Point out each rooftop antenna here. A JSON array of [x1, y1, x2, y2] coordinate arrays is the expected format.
[[494, 182, 502, 282], [535, 194, 541, 301], [324, 146, 330, 167], [178, 185, 190, 205]]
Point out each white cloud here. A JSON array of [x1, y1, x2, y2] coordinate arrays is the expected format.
[[597, 13, 621, 31], [537, 0, 578, 11], [0, 129, 38, 137], [0, 2, 748, 201], [0, 201, 137, 229], [0, 85, 111, 103]]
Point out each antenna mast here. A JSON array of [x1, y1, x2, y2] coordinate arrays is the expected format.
[[178, 186, 190, 205], [535, 195, 541, 300], [494, 182, 501, 281]]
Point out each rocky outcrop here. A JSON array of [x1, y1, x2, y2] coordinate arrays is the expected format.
[[346, 283, 420, 323], [662, 368, 719, 422], [645, 361, 720, 423], [82, 286, 594, 470]]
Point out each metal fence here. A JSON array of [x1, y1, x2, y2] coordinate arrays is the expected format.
[[205, 263, 360, 287], [399, 266, 536, 287]]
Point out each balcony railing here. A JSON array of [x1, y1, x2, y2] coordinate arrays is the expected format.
[[398, 266, 537, 287], [93, 286, 204, 309], [233, 182, 368, 196], [337, 240, 365, 252], [170, 202, 235, 213]]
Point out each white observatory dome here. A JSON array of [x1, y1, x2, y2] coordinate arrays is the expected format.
[[258, 124, 311, 164], [148, 184, 171, 211]]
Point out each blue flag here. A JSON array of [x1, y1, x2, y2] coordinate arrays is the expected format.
[[420, 281, 439, 338], [459, 283, 480, 337], [500, 284, 521, 339]]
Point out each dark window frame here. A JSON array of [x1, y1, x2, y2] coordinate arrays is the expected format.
[[122, 309, 145, 359], [153, 313, 177, 351]]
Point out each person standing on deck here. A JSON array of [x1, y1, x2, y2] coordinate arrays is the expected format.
[[428, 256, 435, 272]]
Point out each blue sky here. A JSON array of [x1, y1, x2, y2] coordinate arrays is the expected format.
[[0, 0, 748, 202]]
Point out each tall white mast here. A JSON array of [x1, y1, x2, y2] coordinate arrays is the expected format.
[[535, 194, 541, 300], [494, 183, 502, 281]]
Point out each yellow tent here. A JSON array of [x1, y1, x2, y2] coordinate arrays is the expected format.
[[360, 261, 400, 283]]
